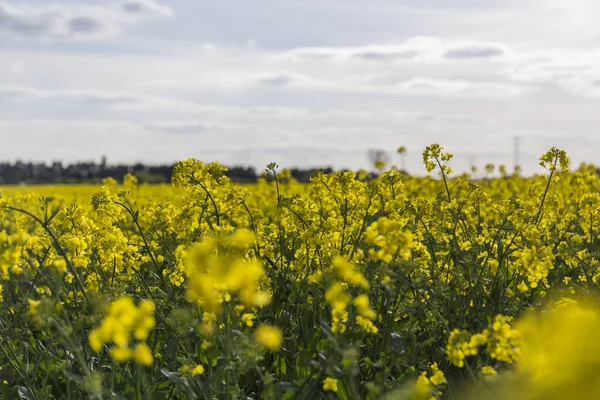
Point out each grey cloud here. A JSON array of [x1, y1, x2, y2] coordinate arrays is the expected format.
[[281, 45, 425, 62], [122, 2, 145, 13], [256, 73, 310, 87], [76, 91, 142, 105], [351, 49, 419, 61], [280, 37, 515, 64], [118, 0, 173, 17], [68, 16, 103, 34], [282, 48, 337, 61], [415, 114, 436, 121], [445, 116, 489, 126], [144, 122, 215, 134], [0, 4, 55, 37], [0, 1, 172, 40], [260, 76, 294, 86], [444, 43, 506, 59], [0, 4, 115, 39], [0, 85, 169, 108], [0, 85, 38, 98]]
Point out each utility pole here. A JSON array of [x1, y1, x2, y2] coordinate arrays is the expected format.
[[469, 155, 476, 176], [514, 136, 520, 175]]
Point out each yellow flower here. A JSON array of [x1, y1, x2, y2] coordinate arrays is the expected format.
[[201, 340, 213, 350], [517, 282, 529, 293], [308, 271, 322, 284], [10, 265, 23, 275], [88, 296, 156, 364], [110, 346, 132, 363], [355, 315, 378, 334], [487, 315, 520, 364], [191, 364, 205, 376], [414, 372, 432, 399], [230, 228, 254, 248], [481, 366, 497, 377], [184, 231, 269, 314], [89, 329, 104, 352], [133, 343, 153, 366], [28, 299, 41, 316], [323, 377, 338, 392], [353, 294, 377, 320], [254, 325, 282, 352], [429, 363, 447, 386], [242, 313, 256, 327]]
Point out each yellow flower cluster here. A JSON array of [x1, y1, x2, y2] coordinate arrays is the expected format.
[[446, 329, 482, 368], [323, 377, 338, 392], [511, 246, 554, 292], [183, 229, 270, 316], [325, 282, 351, 333], [447, 315, 520, 368], [413, 363, 447, 400], [364, 217, 413, 262], [89, 296, 155, 366], [487, 315, 521, 363], [254, 325, 282, 352], [325, 257, 378, 334]]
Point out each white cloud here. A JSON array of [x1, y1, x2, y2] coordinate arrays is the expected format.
[[0, 85, 206, 117], [394, 78, 526, 98], [2, 0, 600, 174], [510, 49, 600, 99]]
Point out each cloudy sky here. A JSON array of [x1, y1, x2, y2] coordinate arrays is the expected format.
[[1, 0, 600, 174]]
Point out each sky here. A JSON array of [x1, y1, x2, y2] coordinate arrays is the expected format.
[[1, 0, 600, 174]]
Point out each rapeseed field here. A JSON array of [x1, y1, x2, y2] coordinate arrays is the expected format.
[[0, 145, 597, 399]]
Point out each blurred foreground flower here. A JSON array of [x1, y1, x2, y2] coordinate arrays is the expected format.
[[184, 229, 270, 316], [460, 298, 600, 400], [388, 297, 600, 400], [254, 324, 282, 352], [89, 296, 155, 366]]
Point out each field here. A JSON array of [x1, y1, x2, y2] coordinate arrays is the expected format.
[[0, 144, 599, 399]]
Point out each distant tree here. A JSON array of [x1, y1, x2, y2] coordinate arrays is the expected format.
[[396, 145, 407, 172], [0, 165, 24, 184], [367, 148, 389, 172]]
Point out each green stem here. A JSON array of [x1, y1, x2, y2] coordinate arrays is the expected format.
[[535, 170, 554, 226]]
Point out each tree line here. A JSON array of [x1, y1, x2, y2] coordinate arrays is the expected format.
[[0, 160, 334, 185]]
